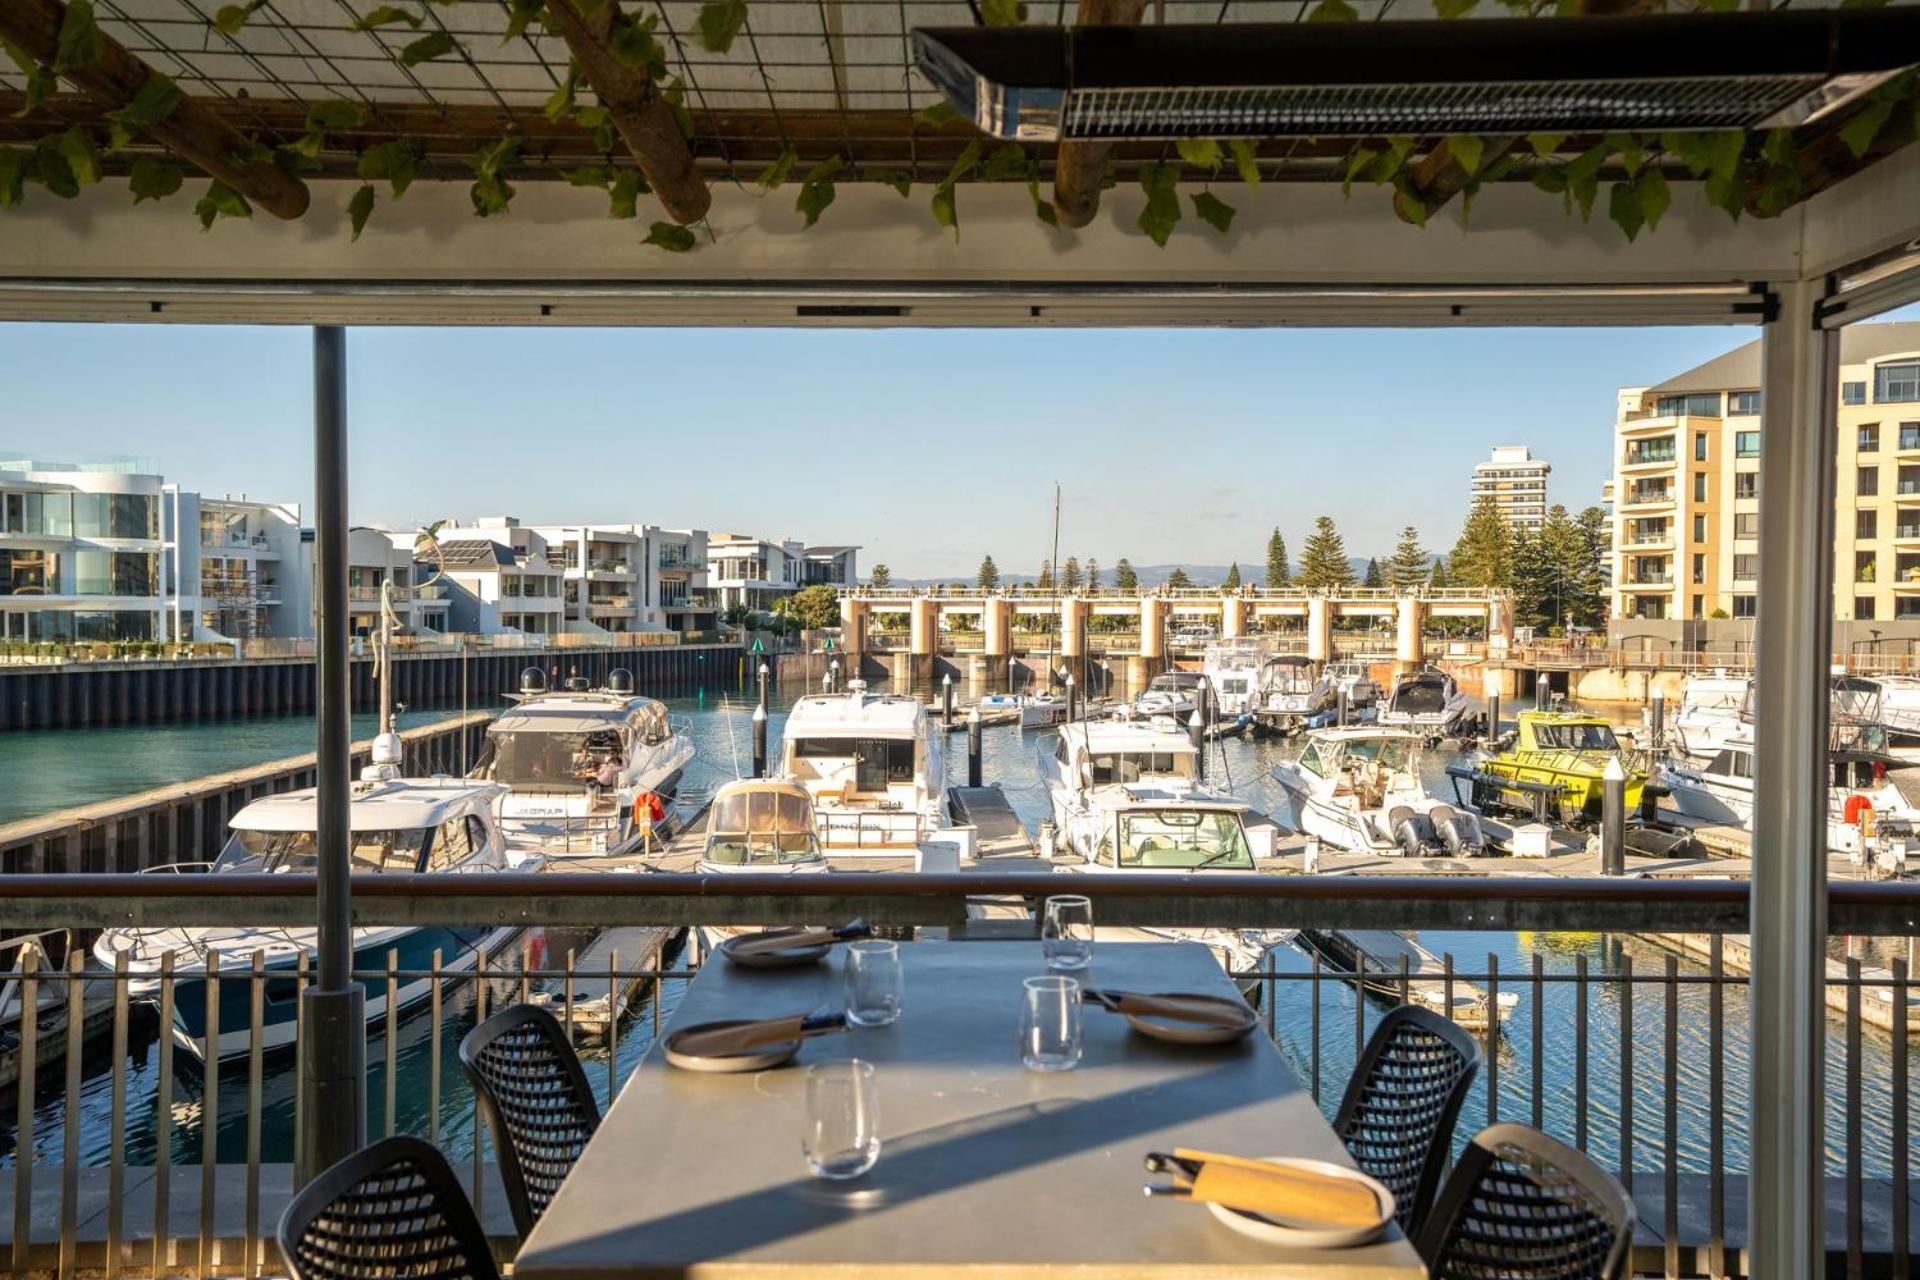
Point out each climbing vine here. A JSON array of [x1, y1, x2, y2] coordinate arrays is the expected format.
[[0, 0, 1916, 253]]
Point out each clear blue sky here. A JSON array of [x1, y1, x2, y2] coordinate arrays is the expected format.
[[0, 321, 1769, 578]]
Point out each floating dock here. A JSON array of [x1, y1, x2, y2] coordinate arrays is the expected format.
[[1637, 932, 1920, 1038], [947, 786, 1037, 859], [1298, 927, 1517, 1032]]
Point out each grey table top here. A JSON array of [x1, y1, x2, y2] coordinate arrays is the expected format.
[[513, 939, 1429, 1279]]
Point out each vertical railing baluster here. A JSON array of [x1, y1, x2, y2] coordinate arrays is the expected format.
[[429, 950, 443, 1148], [1664, 955, 1678, 1280], [385, 949, 399, 1139], [1847, 956, 1864, 1280], [607, 949, 620, 1101], [472, 948, 488, 1224], [1484, 953, 1498, 1126], [1893, 956, 1910, 1280], [520, 939, 532, 1007], [153, 952, 175, 1279], [1397, 954, 1409, 1008], [1575, 952, 1589, 1152], [1355, 949, 1368, 1061], [1710, 935, 1726, 1280], [1442, 951, 1454, 1033], [199, 953, 219, 1280], [1619, 954, 1634, 1196], [11, 946, 38, 1279], [1310, 952, 1322, 1104], [246, 953, 265, 1280], [291, 952, 308, 1193], [1531, 950, 1544, 1131], [565, 948, 578, 1050], [60, 949, 84, 1280], [1262, 949, 1276, 1046], [107, 951, 129, 1280]]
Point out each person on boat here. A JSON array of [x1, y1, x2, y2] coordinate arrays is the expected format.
[[595, 753, 624, 788]]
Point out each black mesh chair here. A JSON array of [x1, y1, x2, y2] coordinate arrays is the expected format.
[[277, 1135, 498, 1280], [459, 1002, 602, 1237], [1416, 1122, 1636, 1279], [1332, 1004, 1481, 1238]]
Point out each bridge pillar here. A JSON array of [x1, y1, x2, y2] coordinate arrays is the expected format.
[[1487, 594, 1513, 653], [1138, 598, 1167, 660], [1220, 595, 1247, 639], [1306, 596, 1332, 663], [839, 595, 870, 662], [1395, 596, 1425, 672], [1059, 596, 1089, 686], [909, 598, 940, 688], [982, 598, 1013, 688]]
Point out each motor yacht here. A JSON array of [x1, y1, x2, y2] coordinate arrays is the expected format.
[[1252, 654, 1334, 737], [1375, 667, 1474, 740], [779, 681, 950, 857], [1270, 727, 1485, 857]]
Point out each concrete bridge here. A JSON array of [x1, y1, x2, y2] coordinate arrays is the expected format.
[[837, 586, 1514, 687]]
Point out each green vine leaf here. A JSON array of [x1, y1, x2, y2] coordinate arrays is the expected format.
[[1306, 0, 1357, 19], [309, 100, 368, 132], [1446, 134, 1484, 176], [348, 183, 376, 240], [660, 78, 695, 138], [56, 126, 100, 186], [399, 30, 460, 66], [608, 169, 645, 219], [1, 38, 53, 121], [1027, 177, 1058, 226], [1432, 0, 1477, 16], [795, 154, 843, 227], [0, 148, 29, 207], [565, 164, 612, 188], [353, 6, 425, 30], [608, 14, 667, 76], [1191, 190, 1235, 235], [758, 144, 798, 191], [1607, 179, 1644, 242], [980, 0, 1027, 23], [29, 140, 78, 198], [502, 0, 545, 41], [105, 74, 182, 152], [1174, 138, 1221, 171], [930, 185, 958, 238], [878, 171, 911, 197], [1563, 142, 1608, 222], [466, 137, 519, 217], [128, 155, 183, 203], [1636, 167, 1671, 234], [575, 105, 616, 152], [981, 142, 1030, 182], [1342, 148, 1377, 197], [1529, 165, 1567, 195], [194, 179, 252, 230], [1604, 132, 1645, 177], [1137, 161, 1181, 247], [1228, 138, 1260, 191], [1390, 173, 1430, 228], [54, 1, 104, 74], [914, 101, 961, 128], [696, 0, 749, 54], [544, 63, 581, 122], [1525, 132, 1567, 159], [213, 0, 270, 36], [1840, 96, 1899, 159], [357, 139, 417, 196], [643, 220, 696, 252]]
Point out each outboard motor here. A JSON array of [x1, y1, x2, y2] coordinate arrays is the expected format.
[[519, 666, 548, 697], [608, 667, 635, 694], [1387, 805, 1431, 858], [1428, 804, 1480, 857]]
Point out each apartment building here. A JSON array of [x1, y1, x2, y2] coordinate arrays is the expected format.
[[707, 534, 860, 614], [531, 524, 718, 634], [429, 518, 565, 637], [1609, 321, 1920, 631], [1470, 445, 1551, 534]]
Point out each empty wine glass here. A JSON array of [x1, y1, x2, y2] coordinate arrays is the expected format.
[[1042, 895, 1094, 971], [804, 1059, 881, 1180]]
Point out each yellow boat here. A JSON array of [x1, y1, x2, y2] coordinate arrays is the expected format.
[[1481, 710, 1646, 825]]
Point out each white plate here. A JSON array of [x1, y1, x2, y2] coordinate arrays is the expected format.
[[1121, 993, 1257, 1045], [719, 932, 833, 969], [664, 1020, 801, 1073], [1202, 1156, 1396, 1250]]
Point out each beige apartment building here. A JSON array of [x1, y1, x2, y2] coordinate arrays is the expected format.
[[1470, 445, 1551, 534], [1611, 321, 1920, 630]]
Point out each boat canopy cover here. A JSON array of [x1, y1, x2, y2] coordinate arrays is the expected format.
[[785, 692, 926, 739], [704, 780, 822, 864], [229, 780, 507, 832], [1390, 672, 1453, 715], [1063, 720, 1197, 755]]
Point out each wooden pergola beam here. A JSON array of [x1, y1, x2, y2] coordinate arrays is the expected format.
[[0, 0, 309, 219], [1049, 0, 1149, 229], [544, 0, 710, 224]]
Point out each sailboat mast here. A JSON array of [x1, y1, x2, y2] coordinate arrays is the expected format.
[[1046, 481, 1061, 686]]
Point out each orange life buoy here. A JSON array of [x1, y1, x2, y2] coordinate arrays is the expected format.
[[633, 791, 667, 826], [1844, 793, 1874, 826]]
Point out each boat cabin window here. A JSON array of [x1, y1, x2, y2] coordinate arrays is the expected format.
[[492, 727, 625, 787], [1531, 722, 1619, 751], [1218, 677, 1249, 696], [1090, 751, 1192, 785], [428, 814, 490, 869], [216, 827, 430, 874], [793, 736, 916, 791], [1340, 737, 1414, 775], [704, 789, 822, 865], [635, 703, 670, 744], [1706, 749, 1753, 780], [1297, 744, 1325, 778], [1115, 810, 1253, 870]]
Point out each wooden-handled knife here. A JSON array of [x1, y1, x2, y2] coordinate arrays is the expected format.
[[1083, 989, 1253, 1028], [670, 1012, 849, 1058], [727, 919, 873, 958]]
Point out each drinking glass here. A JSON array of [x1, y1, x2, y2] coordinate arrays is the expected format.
[[844, 939, 902, 1026], [803, 1059, 881, 1180], [1020, 975, 1083, 1072], [1041, 894, 1094, 971]]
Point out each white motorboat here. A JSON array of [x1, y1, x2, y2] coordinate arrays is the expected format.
[[1666, 673, 1751, 762], [1270, 727, 1486, 857], [780, 681, 951, 856], [480, 667, 696, 862], [1323, 659, 1382, 709], [1203, 639, 1270, 718], [691, 778, 831, 950], [1375, 668, 1474, 740], [1131, 670, 1205, 726], [1252, 654, 1334, 737], [93, 776, 519, 1060], [981, 690, 1069, 729]]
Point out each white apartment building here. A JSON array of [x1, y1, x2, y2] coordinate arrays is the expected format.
[[531, 524, 718, 634], [1470, 445, 1552, 534], [429, 518, 566, 637], [707, 534, 860, 614]]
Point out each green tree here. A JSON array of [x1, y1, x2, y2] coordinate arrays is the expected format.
[[1508, 525, 1553, 630], [722, 602, 754, 629], [977, 554, 1000, 591], [868, 563, 892, 588], [1571, 505, 1611, 629], [1166, 567, 1192, 590], [1223, 562, 1242, 590], [1363, 557, 1383, 588], [1061, 556, 1083, 591], [1036, 559, 1054, 591], [1114, 558, 1139, 591], [1449, 494, 1512, 589], [1085, 557, 1101, 590], [774, 583, 841, 630], [1265, 528, 1290, 588], [1297, 516, 1355, 588], [1386, 525, 1428, 591], [1428, 555, 1451, 589]]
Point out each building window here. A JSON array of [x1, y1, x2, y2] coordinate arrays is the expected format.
[[1860, 509, 1879, 540], [1903, 423, 1920, 451], [1861, 424, 1881, 451], [0, 548, 57, 596], [1860, 466, 1881, 497], [1857, 551, 1878, 583], [1735, 512, 1760, 538], [1903, 465, 1920, 495], [1733, 554, 1759, 582], [1692, 553, 1705, 584], [1694, 433, 1708, 461], [1658, 392, 1722, 417], [1877, 362, 1920, 403], [1693, 473, 1707, 502], [1692, 594, 1704, 618], [1736, 431, 1761, 458], [1729, 390, 1760, 415], [1858, 596, 1878, 621], [71, 493, 157, 540], [1625, 437, 1676, 465], [1845, 381, 1868, 406], [1692, 514, 1707, 543], [1734, 472, 1759, 500], [1733, 594, 1757, 618]]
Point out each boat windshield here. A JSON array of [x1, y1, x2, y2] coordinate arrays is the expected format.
[[1340, 736, 1416, 774], [1148, 674, 1201, 693], [214, 827, 430, 873], [1114, 810, 1252, 870], [1533, 722, 1619, 751], [491, 727, 625, 788], [1091, 751, 1193, 784], [1267, 664, 1315, 693], [703, 789, 822, 866]]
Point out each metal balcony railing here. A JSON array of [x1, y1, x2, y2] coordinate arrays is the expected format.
[[0, 874, 1915, 1277]]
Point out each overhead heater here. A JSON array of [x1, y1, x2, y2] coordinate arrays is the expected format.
[[911, 10, 1920, 142]]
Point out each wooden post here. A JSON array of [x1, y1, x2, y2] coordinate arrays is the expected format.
[[1048, 0, 1149, 228]]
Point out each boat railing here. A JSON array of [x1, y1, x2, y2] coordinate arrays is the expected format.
[[0, 875, 1917, 1275], [813, 808, 927, 850]]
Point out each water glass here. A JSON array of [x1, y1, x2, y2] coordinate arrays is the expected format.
[[844, 939, 902, 1026], [803, 1059, 881, 1180], [1020, 975, 1083, 1072], [1041, 894, 1094, 971]]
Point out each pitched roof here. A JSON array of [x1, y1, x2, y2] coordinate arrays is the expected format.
[[437, 539, 516, 568], [1649, 321, 1920, 395]]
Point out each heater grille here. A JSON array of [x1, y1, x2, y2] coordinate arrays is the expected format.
[[1061, 75, 1830, 141]]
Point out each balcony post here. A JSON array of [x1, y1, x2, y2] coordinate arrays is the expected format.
[[300, 325, 366, 1180], [1749, 278, 1836, 1279]]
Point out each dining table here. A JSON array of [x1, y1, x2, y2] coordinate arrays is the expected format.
[[511, 938, 1430, 1279]]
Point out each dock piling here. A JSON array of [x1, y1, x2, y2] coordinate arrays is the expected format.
[[1601, 755, 1627, 876], [1486, 689, 1501, 744], [1190, 683, 1208, 783], [752, 663, 769, 779], [967, 706, 982, 788], [942, 672, 954, 727], [1337, 687, 1349, 728]]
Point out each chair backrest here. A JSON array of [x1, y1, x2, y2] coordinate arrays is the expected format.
[[459, 1002, 602, 1237], [277, 1135, 498, 1280], [1416, 1122, 1637, 1280], [1332, 1004, 1481, 1237]]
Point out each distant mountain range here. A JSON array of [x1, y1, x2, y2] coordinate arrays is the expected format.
[[882, 558, 1377, 588]]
